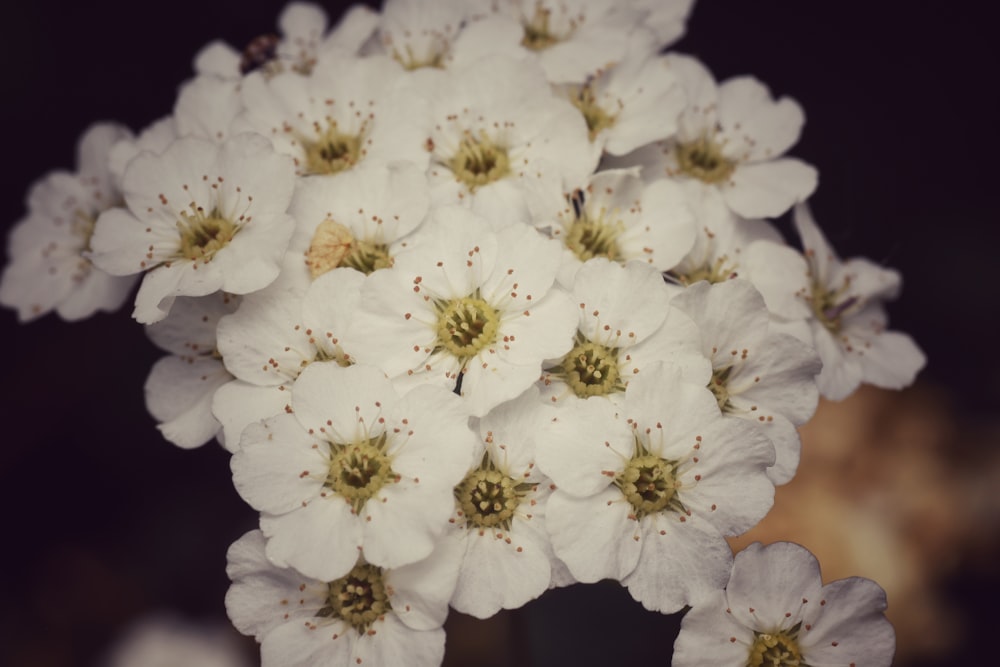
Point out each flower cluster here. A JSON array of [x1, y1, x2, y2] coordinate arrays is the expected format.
[[0, 1, 920, 665]]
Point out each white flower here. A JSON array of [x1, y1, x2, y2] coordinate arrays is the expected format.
[[0, 123, 138, 322], [673, 541, 895, 667], [225, 530, 461, 667], [744, 203, 925, 400], [447, 386, 558, 618], [663, 183, 784, 288], [613, 54, 817, 219], [234, 54, 429, 177], [539, 258, 707, 406], [89, 133, 296, 323], [376, 0, 482, 71], [144, 292, 239, 449], [344, 207, 577, 417], [424, 55, 598, 229], [537, 362, 775, 612], [555, 33, 686, 156], [288, 162, 430, 282], [478, 0, 653, 84], [231, 362, 477, 579], [194, 2, 379, 79], [550, 170, 695, 284], [212, 267, 365, 449], [666, 279, 821, 484]]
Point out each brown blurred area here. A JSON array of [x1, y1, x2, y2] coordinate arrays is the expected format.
[[731, 385, 1000, 665]]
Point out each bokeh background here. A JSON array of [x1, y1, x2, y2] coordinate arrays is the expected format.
[[0, 1, 996, 665]]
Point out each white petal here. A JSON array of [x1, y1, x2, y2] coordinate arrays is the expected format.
[[724, 159, 818, 219], [547, 488, 642, 583]]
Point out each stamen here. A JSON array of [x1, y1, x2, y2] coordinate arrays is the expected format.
[[435, 295, 500, 359], [675, 135, 736, 184], [315, 562, 391, 632]]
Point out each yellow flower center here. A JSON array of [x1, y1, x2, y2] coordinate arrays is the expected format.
[[676, 135, 736, 184], [315, 562, 391, 632], [176, 207, 237, 262], [325, 433, 395, 513], [615, 443, 684, 519], [435, 295, 500, 359], [449, 131, 510, 191], [303, 121, 364, 175], [455, 453, 534, 531], [569, 84, 616, 141], [558, 337, 622, 398], [747, 626, 806, 667]]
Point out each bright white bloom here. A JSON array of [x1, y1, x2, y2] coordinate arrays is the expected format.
[[288, 162, 430, 282], [0, 123, 137, 322], [447, 387, 558, 618], [231, 362, 477, 579], [615, 54, 817, 219], [212, 268, 359, 449], [665, 182, 783, 288], [234, 54, 429, 177], [673, 541, 896, 667], [537, 362, 775, 612], [550, 170, 695, 285], [540, 258, 707, 406], [474, 0, 652, 84], [225, 530, 461, 667], [666, 279, 821, 484], [424, 55, 598, 228], [376, 0, 483, 71], [102, 614, 249, 667], [555, 33, 686, 156], [195, 2, 379, 79], [344, 208, 577, 417], [144, 292, 239, 449], [89, 133, 296, 324], [744, 203, 925, 400]]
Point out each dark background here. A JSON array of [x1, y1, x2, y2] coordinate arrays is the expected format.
[[0, 1, 995, 665]]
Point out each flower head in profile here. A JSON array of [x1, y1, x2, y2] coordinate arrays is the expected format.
[[673, 541, 896, 667], [89, 133, 296, 323], [0, 123, 138, 322], [745, 203, 925, 400]]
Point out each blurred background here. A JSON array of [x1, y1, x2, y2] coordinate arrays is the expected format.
[[0, 1, 996, 665]]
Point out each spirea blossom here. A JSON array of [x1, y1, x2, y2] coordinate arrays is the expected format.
[[673, 542, 896, 667], [90, 133, 296, 323], [0, 123, 137, 321]]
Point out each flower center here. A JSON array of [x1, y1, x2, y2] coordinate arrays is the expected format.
[[615, 444, 684, 519], [746, 626, 806, 667], [521, 5, 571, 51], [316, 562, 391, 632], [435, 295, 500, 359], [810, 280, 858, 334], [306, 219, 392, 278], [558, 338, 622, 398], [325, 433, 394, 513], [676, 136, 736, 184], [392, 43, 448, 71], [569, 84, 616, 141], [455, 453, 533, 531], [304, 122, 364, 175], [708, 366, 733, 411], [176, 207, 237, 262], [564, 210, 623, 262], [449, 131, 510, 191], [669, 255, 737, 286]]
